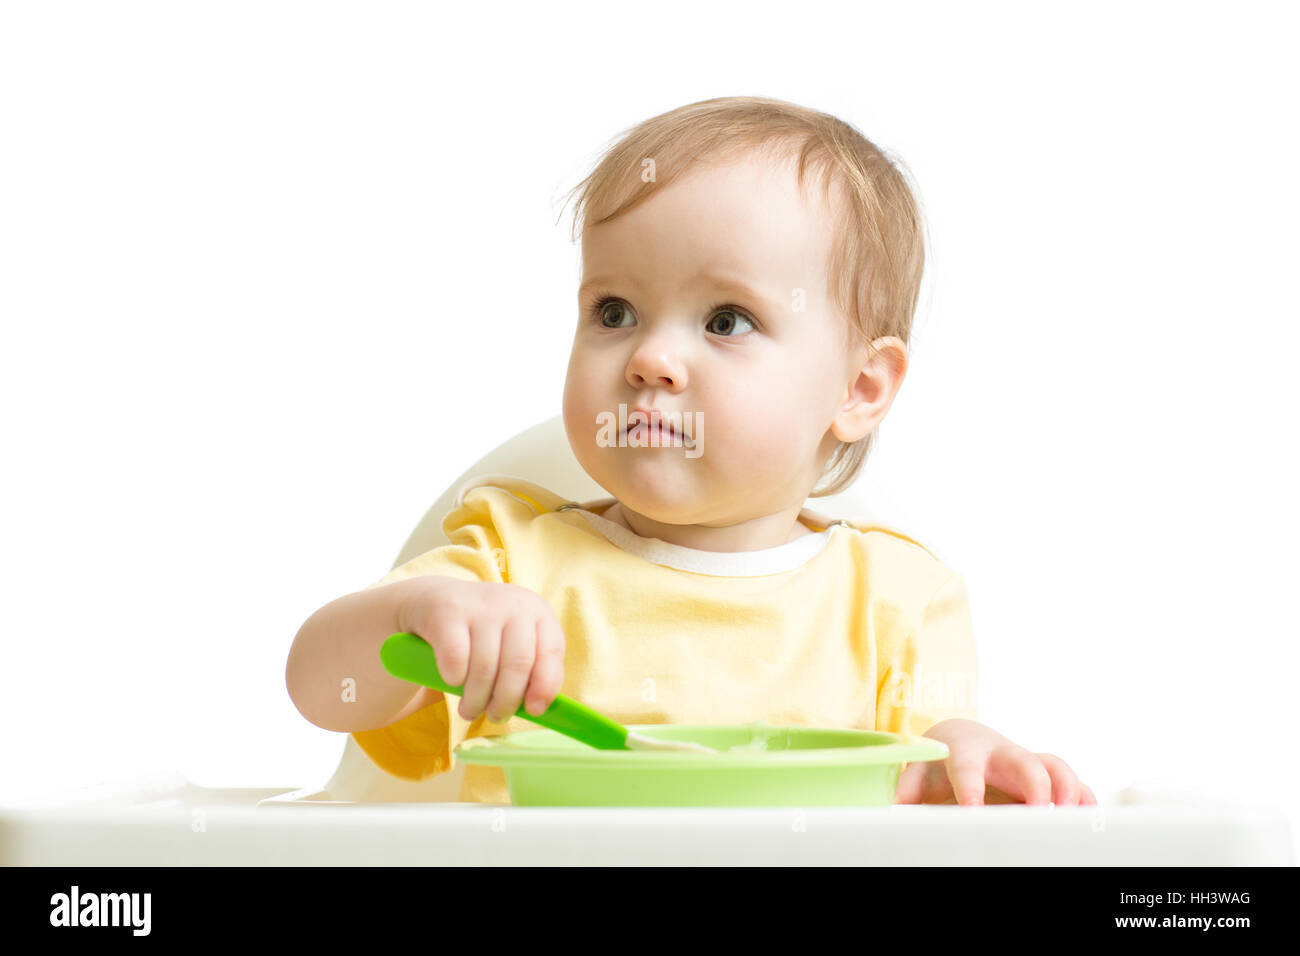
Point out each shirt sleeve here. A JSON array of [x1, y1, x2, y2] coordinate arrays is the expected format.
[[348, 489, 511, 783], [363, 490, 510, 591], [875, 571, 980, 738]]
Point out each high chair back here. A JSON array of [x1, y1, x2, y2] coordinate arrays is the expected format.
[[322, 414, 921, 802]]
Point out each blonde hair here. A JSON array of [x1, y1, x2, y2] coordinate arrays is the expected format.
[[559, 96, 928, 497]]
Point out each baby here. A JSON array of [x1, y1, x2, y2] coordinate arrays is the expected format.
[[286, 96, 1094, 807]]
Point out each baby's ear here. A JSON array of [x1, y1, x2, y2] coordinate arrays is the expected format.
[[867, 335, 909, 384], [832, 337, 908, 442]]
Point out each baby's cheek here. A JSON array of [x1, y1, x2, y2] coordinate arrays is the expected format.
[[562, 383, 603, 445], [728, 412, 804, 470]]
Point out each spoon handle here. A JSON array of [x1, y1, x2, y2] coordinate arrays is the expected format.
[[380, 632, 630, 749]]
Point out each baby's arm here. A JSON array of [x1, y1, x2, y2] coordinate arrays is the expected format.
[[286, 574, 566, 734], [285, 577, 444, 733]]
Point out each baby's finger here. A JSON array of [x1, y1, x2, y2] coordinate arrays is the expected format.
[[986, 746, 1053, 806], [484, 614, 536, 724], [1080, 782, 1098, 805], [525, 611, 566, 715], [425, 618, 470, 690], [944, 754, 988, 806], [1035, 752, 1082, 806], [893, 762, 926, 804], [458, 618, 502, 721]]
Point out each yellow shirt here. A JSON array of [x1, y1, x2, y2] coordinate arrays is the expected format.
[[351, 474, 979, 804]]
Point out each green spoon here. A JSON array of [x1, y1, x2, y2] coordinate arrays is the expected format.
[[380, 632, 718, 754]]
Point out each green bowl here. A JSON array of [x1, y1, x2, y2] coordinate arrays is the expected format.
[[452, 720, 949, 807]]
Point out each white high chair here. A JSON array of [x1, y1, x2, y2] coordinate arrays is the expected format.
[[319, 413, 913, 804]]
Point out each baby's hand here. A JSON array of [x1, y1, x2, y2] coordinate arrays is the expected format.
[[893, 718, 1097, 806], [400, 577, 566, 723]]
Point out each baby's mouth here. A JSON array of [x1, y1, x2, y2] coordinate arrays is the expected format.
[[624, 420, 679, 440]]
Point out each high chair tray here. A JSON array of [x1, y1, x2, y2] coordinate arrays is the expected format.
[[0, 770, 1292, 866]]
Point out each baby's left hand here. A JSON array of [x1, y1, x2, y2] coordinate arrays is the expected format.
[[894, 718, 1097, 806]]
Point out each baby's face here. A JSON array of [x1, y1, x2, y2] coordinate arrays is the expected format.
[[562, 149, 866, 527]]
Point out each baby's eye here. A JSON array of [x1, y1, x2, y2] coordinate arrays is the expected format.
[[595, 298, 635, 329], [706, 307, 755, 337]]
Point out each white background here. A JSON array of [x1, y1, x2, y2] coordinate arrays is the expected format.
[[2, 1, 1296, 853]]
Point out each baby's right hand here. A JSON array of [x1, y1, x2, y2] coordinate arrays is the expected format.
[[400, 577, 566, 723]]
